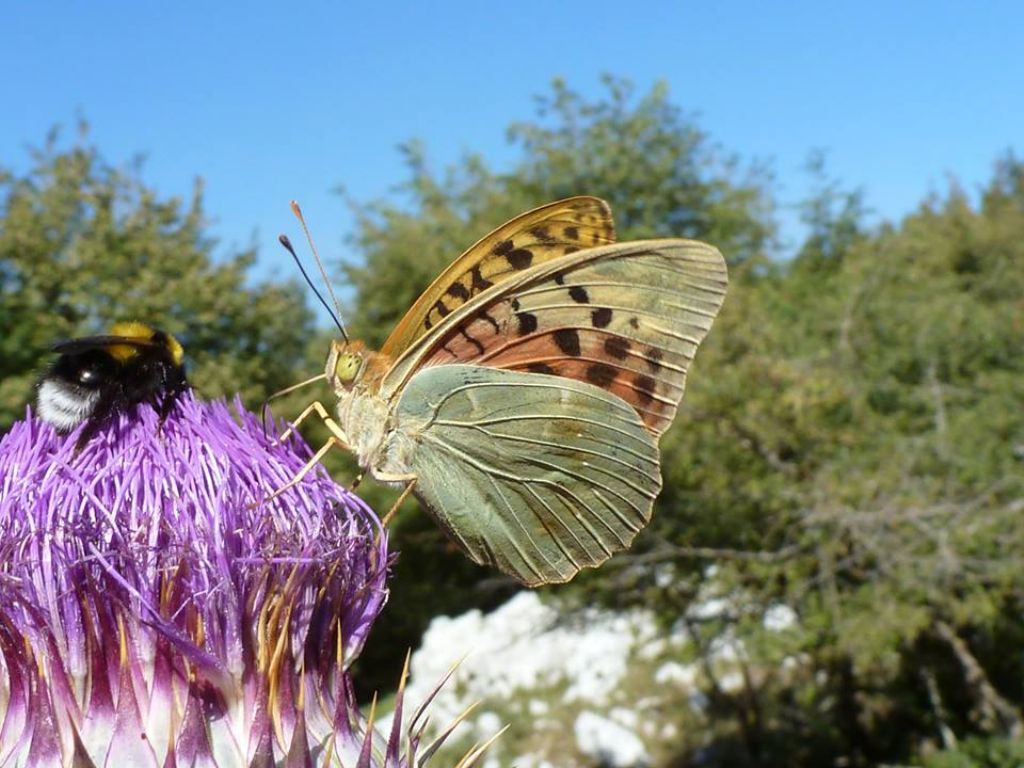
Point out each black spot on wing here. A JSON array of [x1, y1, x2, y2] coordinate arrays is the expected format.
[[586, 364, 617, 387], [646, 348, 663, 372], [493, 239, 514, 256], [433, 299, 451, 318], [604, 337, 630, 360], [516, 312, 538, 335], [564, 225, 579, 240], [506, 248, 534, 270], [591, 307, 612, 329], [569, 286, 590, 304], [527, 362, 556, 375], [470, 266, 493, 293], [529, 226, 554, 242], [447, 282, 470, 300], [634, 374, 657, 404], [553, 329, 581, 357]]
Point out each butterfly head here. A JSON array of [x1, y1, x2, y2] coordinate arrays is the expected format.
[[325, 340, 364, 392], [325, 339, 392, 397]]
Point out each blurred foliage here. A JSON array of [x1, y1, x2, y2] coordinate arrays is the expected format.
[[3, 80, 1022, 766], [923, 736, 1024, 768], [0, 121, 315, 428]]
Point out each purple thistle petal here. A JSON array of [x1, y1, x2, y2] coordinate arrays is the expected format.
[[169, 681, 217, 767], [0, 395, 390, 764]]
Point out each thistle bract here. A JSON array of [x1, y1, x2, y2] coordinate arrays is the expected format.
[[0, 395, 390, 765]]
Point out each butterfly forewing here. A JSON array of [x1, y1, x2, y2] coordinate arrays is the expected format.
[[379, 196, 615, 359], [394, 364, 661, 586], [388, 239, 728, 437]]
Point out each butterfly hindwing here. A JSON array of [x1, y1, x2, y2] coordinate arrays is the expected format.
[[379, 196, 615, 359], [394, 364, 661, 585], [391, 239, 728, 437]]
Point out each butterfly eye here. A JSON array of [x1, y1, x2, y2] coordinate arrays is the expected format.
[[334, 352, 362, 384]]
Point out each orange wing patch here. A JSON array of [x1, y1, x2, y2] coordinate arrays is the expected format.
[[380, 197, 615, 358], [423, 318, 683, 435], [416, 240, 728, 439]]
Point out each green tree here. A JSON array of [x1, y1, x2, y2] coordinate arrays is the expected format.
[[0, 123, 316, 429], [630, 157, 1024, 765]]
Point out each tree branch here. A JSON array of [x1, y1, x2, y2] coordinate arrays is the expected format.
[[934, 620, 1023, 739]]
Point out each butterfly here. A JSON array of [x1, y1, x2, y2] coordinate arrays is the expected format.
[[280, 197, 728, 586]]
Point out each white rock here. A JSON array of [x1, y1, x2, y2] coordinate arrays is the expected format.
[[514, 757, 556, 768], [389, 589, 750, 763], [574, 710, 650, 767], [653, 564, 676, 588], [610, 706, 639, 729], [636, 634, 671, 661], [687, 596, 730, 620], [476, 711, 503, 740], [528, 699, 548, 716], [654, 661, 699, 688], [402, 591, 659, 730], [708, 633, 744, 664], [763, 604, 797, 631], [717, 670, 745, 692]]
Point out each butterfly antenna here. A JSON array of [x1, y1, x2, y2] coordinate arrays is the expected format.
[[290, 200, 350, 344], [278, 234, 349, 343]]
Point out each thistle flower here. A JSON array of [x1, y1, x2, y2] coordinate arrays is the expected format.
[[0, 394, 465, 766]]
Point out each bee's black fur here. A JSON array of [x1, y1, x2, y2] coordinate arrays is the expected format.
[[38, 326, 189, 448]]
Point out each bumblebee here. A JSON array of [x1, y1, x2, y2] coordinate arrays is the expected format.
[[36, 321, 189, 446]]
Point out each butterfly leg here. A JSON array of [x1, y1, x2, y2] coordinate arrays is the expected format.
[[258, 433, 349, 504], [383, 479, 417, 528], [364, 468, 415, 528], [371, 478, 417, 547], [256, 404, 353, 505], [277, 400, 346, 445]]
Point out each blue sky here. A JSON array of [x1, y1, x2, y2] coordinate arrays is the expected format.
[[4, 1, 1021, 316]]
